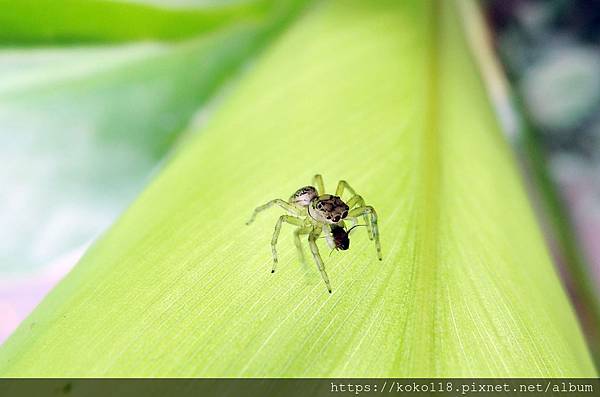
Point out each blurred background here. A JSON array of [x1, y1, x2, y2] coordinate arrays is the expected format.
[[486, 0, 600, 352], [488, 0, 600, 289], [0, 0, 599, 357]]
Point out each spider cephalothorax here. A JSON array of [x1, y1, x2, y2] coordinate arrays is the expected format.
[[247, 174, 382, 293], [309, 194, 349, 224]]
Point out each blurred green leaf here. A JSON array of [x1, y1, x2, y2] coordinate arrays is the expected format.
[[0, 0, 595, 377], [0, 0, 306, 275], [0, 0, 270, 44]]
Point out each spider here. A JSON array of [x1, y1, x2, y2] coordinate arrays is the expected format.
[[246, 174, 382, 293]]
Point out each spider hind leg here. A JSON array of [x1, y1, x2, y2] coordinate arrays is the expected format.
[[312, 174, 325, 196]]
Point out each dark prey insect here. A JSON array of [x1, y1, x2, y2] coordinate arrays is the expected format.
[[246, 174, 382, 293], [330, 224, 350, 251], [329, 223, 366, 252]]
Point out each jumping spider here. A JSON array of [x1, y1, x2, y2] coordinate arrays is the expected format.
[[246, 174, 382, 293]]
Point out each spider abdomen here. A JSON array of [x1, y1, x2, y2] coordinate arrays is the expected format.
[[290, 186, 318, 207]]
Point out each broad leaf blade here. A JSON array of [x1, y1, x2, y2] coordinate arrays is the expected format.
[[0, 0, 595, 377]]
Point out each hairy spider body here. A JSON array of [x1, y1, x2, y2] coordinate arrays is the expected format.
[[246, 174, 382, 293]]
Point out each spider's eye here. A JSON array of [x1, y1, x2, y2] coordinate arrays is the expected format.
[[326, 216, 331, 220], [344, 205, 349, 210], [342, 211, 348, 218], [333, 216, 340, 222]]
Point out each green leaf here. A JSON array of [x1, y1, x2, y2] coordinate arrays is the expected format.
[[0, 28, 248, 275], [0, 0, 304, 275], [0, 0, 270, 44], [0, 0, 595, 376]]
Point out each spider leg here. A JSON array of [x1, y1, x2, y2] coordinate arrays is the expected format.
[[308, 227, 333, 293], [337, 180, 372, 240], [270, 215, 305, 273], [346, 194, 373, 240], [293, 226, 312, 267], [348, 206, 382, 260], [335, 179, 357, 197], [312, 174, 325, 196], [246, 199, 300, 225], [323, 223, 335, 249]]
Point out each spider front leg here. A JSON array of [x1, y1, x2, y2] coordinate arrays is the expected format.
[[270, 215, 305, 273], [348, 206, 382, 260], [308, 228, 333, 293], [346, 194, 373, 240], [246, 199, 300, 225], [337, 180, 373, 240], [312, 174, 325, 195]]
